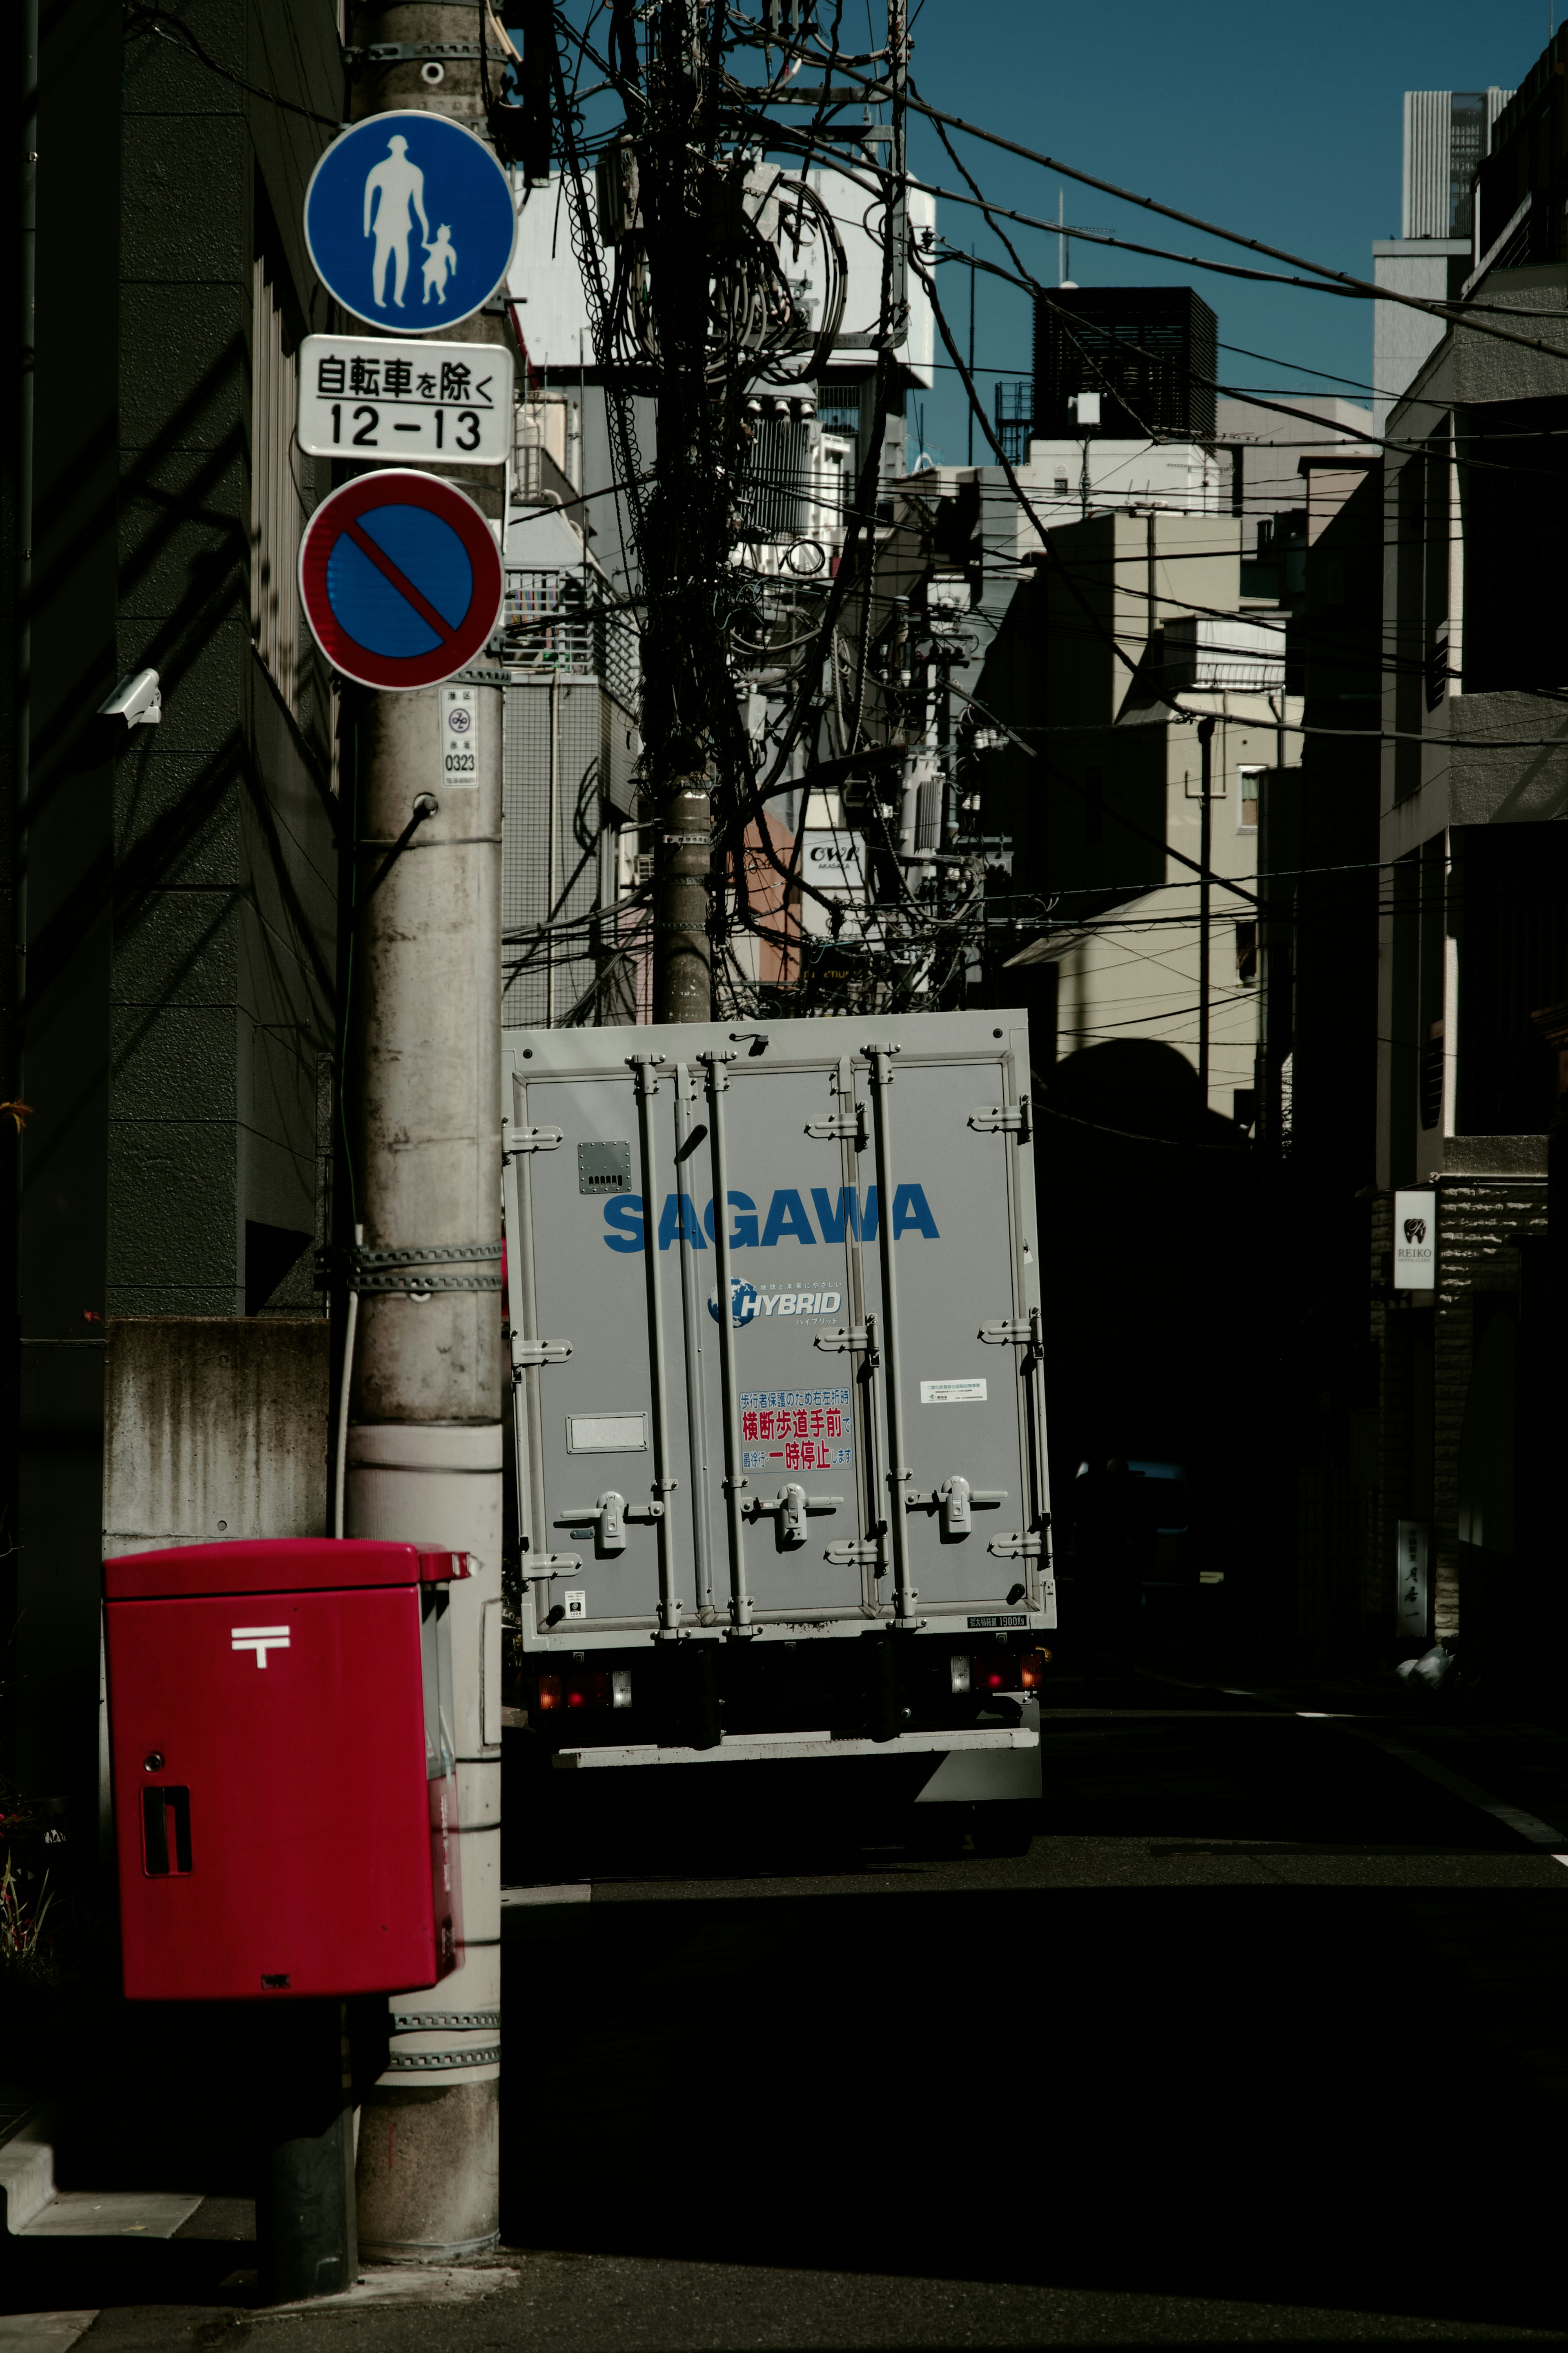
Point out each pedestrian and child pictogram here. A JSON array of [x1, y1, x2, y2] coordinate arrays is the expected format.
[[303, 112, 517, 330], [297, 470, 504, 691]]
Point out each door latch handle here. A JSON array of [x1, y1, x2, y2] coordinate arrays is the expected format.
[[906, 1476, 1007, 1537], [553, 1491, 665, 1554], [744, 1483, 842, 1548]]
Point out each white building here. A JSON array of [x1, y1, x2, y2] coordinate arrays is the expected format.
[[1373, 87, 1512, 433]]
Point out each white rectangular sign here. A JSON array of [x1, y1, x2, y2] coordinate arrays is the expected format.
[[297, 334, 513, 465], [799, 829, 868, 939], [920, 1378, 987, 1404], [439, 683, 479, 789], [1395, 1520, 1430, 1637], [1393, 1188, 1437, 1289]]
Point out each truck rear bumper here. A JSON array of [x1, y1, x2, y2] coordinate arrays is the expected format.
[[554, 1724, 1036, 1770]]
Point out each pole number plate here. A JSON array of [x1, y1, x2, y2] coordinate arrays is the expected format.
[[441, 685, 479, 788]]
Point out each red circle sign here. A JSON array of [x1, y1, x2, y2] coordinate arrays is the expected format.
[[298, 470, 503, 692]]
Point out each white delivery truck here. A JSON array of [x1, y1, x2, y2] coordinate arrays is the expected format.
[[501, 1009, 1053, 1853]]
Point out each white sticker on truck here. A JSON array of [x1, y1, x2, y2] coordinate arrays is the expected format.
[[921, 1378, 987, 1403]]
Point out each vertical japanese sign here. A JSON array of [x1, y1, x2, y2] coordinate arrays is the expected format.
[[1396, 1520, 1430, 1638], [1393, 1189, 1437, 1289]]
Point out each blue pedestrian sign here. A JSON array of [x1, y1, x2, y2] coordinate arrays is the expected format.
[[298, 470, 504, 692], [304, 112, 517, 332]]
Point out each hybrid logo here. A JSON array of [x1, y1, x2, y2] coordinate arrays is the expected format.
[[707, 1280, 843, 1328], [232, 1625, 291, 1668], [710, 1278, 760, 1328]]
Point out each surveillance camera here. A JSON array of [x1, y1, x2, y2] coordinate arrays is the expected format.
[[98, 667, 161, 728]]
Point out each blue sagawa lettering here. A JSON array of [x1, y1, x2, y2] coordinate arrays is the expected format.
[[811, 1185, 859, 1242], [603, 1194, 645, 1253], [658, 1191, 707, 1251], [760, 1188, 816, 1247], [702, 1190, 760, 1249], [606, 1184, 939, 1251]]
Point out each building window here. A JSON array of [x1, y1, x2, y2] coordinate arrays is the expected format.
[[252, 236, 305, 714], [1421, 1018, 1446, 1130], [1237, 765, 1262, 832], [1235, 921, 1257, 986]]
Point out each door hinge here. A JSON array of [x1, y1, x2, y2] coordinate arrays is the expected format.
[[825, 1539, 883, 1567], [814, 1325, 870, 1356], [510, 1336, 572, 1369], [504, 1123, 564, 1158], [987, 1531, 1046, 1561], [804, 1105, 868, 1151], [979, 1320, 1031, 1345], [969, 1100, 1032, 1140]]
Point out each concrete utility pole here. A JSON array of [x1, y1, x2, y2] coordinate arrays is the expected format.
[[339, 0, 509, 2263], [642, 0, 722, 1022], [1197, 713, 1215, 1103]]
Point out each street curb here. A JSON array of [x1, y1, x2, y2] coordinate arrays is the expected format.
[[0, 2089, 58, 2234]]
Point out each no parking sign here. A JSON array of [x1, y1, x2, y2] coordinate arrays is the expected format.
[[298, 470, 503, 692]]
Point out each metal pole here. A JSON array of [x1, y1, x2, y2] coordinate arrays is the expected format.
[[863, 1045, 913, 1622], [343, 0, 508, 2265], [1213, 710, 1222, 1106], [546, 670, 558, 1027], [255, 2003, 357, 2305], [701, 1051, 751, 1631], [5, 0, 38, 1768], [656, 777, 714, 1022], [967, 248, 975, 468], [630, 1055, 680, 1636], [672, 1071, 713, 1619], [332, 1223, 364, 1540], [644, 0, 718, 1025]]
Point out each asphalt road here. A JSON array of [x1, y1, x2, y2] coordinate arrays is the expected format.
[[6, 1670, 1567, 2348]]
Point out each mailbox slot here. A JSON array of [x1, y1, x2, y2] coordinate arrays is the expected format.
[[141, 1785, 192, 1876]]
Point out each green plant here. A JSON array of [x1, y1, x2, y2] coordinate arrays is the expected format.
[[0, 1849, 58, 1985]]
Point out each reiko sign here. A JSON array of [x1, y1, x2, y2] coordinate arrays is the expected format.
[[1393, 1189, 1437, 1289]]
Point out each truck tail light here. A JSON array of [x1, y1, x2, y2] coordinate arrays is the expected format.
[[949, 1654, 971, 1694], [967, 1649, 1051, 1695], [539, 1668, 632, 1711]]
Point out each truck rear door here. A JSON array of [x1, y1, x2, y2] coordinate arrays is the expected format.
[[502, 1011, 1052, 1653]]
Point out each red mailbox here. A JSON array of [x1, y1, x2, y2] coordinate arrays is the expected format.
[[104, 1538, 468, 2002]]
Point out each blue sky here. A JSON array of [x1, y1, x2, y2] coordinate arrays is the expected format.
[[902, 0, 1551, 461]]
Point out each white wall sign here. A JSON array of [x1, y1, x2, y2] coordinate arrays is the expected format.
[[440, 684, 479, 788], [799, 829, 868, 938], [1396, 1520, 1430, 1637], [920, 1378, 987, 1404], [297, 334, 513, 465], [1393, 1188, 1437, 1289]]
